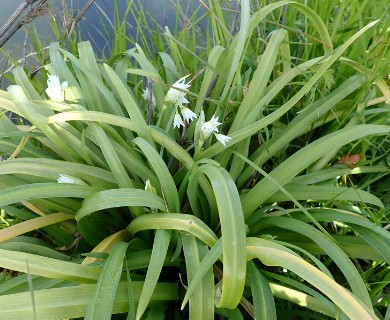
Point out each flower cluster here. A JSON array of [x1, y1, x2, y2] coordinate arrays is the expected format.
[[142, 75, 231, 148], [165, 75, 197, 128], [45, 74, 68, 101]]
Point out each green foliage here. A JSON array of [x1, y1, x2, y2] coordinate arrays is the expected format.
[[0, 0, 389, 319]]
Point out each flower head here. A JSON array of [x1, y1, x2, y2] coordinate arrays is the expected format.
[[57, 174, 87, 185], [173, 112, 185, 128], [201, 114, 221, 138], [45, 74, 68, 101], [215, 133, 232, 147], [142, 87, 156, 106], [165, 75, 191, 106], [196, 110, 231, 148], [180, 106, 198, 123]]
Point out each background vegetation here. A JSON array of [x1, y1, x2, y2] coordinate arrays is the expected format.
[[0, 0, 389, 319]]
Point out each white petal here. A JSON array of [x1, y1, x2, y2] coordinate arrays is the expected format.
[[165, 75, 191, 104], [201, 122, 215, 138], [57, 174, 86, 185], [47, 74, 61, 88], [214, 133, 231, 147], [201, 114, 221, 138], [46, 74, 67, 101], [173, 113, 184, 128], [209, 114, 222, 129], [45, 87, 64, 101], [180, 107, 198, 122], [61, 81, 69, 90]]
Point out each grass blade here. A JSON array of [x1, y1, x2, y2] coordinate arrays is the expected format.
[[127, 213, 217, 247], [136, 229, 171, 320], [246, 237, 378, 320], [248, 261, 277, 320], [85, 241, 129, 320], [198, 164, 246, 308]]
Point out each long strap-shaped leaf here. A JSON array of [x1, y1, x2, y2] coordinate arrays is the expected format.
[[85, 241, 129, 320], [181, 234, 215, 320], [7, 86, 82, 162], [0, 281, 178, 320], [246, 237, 378, 320], [218, 0, 250, 102], [136, 229, 171, 320], [0, 212, 74, 243], [0, 249, 100, 283], [248, 261, 277, 320], [237, 74, 366, 186], [103, 64, 155, 147], [0, 158, 116, 186], [230, 29, 288, 131], [201, 20, 378, 161], [77, 189, 166, 221], [89, 124, 143, 218], [241, 124, 390, 216], [198, 164, 246, 308], [132, 137, 180, 212], [267, 184, 383, 208], [182, 239, 223, 308], [127, 213, 218, 248], [0, 183, 102, 208], [45, 111, 196, 170], [252, 217, 373, 309]]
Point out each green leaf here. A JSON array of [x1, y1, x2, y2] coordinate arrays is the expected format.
[[242, 125, 390, 216], [181, 234, 214, 320], [197, 164, 246, 308], [103, 64, 154, 146], [0, 183, 102, 208], [132, 137, 180, 212], [0, 212, 74, 243], [136, 230, 171, 320], [127, 213, 218, 248], [251, 217, 373, 309], [246, 237, 378, 320], [248, 261, 277, 320], [267, 184, 383, 208], [85, 241, 129, 320], [230, 29, 288, 131], [77, 189, 166, 221], [0, 249, 100, 283], [182, 239, 223, 309], [0, 281, 178, 319]]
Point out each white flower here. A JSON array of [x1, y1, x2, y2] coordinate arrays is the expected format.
[[142, 88, 156, 106], [57, 174, 87, 185], [165, 75, 191, 106], [215, 133, 231, 147], [180, 106, 197, 122], [173, 112, 184, 128], [201, 114, 221, 138], [45, 74, 68, 101], [197, 110, 231, 147]]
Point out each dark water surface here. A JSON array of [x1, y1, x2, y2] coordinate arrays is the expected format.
[[0, 0, 211, 87]]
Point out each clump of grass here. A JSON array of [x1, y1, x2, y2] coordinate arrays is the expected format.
[[0, 0, 389, 319]]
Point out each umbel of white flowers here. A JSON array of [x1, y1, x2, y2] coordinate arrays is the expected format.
[[164, 75, 197, 128], [196, 110, 231, 147], [45, 74, 68, 101]]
